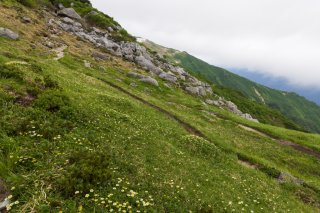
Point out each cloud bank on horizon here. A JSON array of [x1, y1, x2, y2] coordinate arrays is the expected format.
[[91, 0, 320, 88]]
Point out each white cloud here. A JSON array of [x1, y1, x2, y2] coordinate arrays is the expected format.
[[91, 0, 320, 88]]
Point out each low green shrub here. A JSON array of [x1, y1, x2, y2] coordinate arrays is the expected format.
[[0, 64, 24, 82], [33, 89, 70, 113], [56, 150, 113, 197], [18, 0, 37, 8]]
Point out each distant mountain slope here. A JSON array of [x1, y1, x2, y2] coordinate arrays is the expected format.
[[230, 68, 320, 105], [142, 40, 320, 133]]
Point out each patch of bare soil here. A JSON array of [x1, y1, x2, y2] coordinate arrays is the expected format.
[[239, 125, 320, 160], [238, 160, 257, 169], [238, 124, 271, 138], [279, 140, 320, 160], [15, 93, 36, 106]]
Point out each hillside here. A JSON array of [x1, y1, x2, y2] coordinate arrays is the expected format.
[[0, 0, 320, 212], [142, 40, 320, 133]]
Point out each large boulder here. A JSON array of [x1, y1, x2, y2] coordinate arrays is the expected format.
[[140, 76, 159, 86], [127, 71, 145, 79], [57, 8, 82, 20], [159, 72, 178, 83], [134, 56, 163, 74], [91, 52, 109, 61], [185, 86, 200, 95], [0, 28, 19, 40]]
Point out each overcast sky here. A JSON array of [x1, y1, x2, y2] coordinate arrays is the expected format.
[[91, 0, 320, 89]]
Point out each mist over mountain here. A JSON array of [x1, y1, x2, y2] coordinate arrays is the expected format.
[[230, 68, 320, 105]]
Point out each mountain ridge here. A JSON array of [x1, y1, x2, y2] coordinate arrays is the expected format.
[[141, 39, 320, 133]]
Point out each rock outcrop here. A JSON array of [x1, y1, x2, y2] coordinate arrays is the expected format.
[[0, 27, 19, 40], [57, 8, 82, 20], [205, 98, 259, 122], [49, 8, 256, 121], [127, 71, 158, 86]]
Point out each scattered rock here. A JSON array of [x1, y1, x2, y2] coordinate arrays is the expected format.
[[45, 41, 55, 49], [185, 86, 200, 95], [107, 27, 114, 32], [57, 8, 82, 20], [159, 72, 177, 83], [58, 3, 65, 9], [62, 17, 74, 24], [127, 71, 145, 79], [278, 172, 303, 185], [130, 82, 137, 87], [92, 27, 103, 35], [86, 10, 98, 16], [0, 27, 19, 40], [134, 56, 163, 75], [91, 52, 109, 61], [84, 60, 91, 68], [21, 16, 31, 23], [53, 45, 67, 60], [206, 98, 259, 122], [140, 76, 159, 86]]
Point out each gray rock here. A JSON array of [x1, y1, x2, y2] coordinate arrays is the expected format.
[[185, 86, 199, 95], [278, 172, 303, 185], [21, 16, 31, 23], [84, 60, 91, 68], [62, 17, 74, 24], [198, 87, 207, 96], [127, 71, 145, 79], [57, 8, 81, 20], [225, 101, 242, 115], [91, 52, 109, 61], [134, 56, 163, 74], [205, 99, 220, 106], [140, 76, 159, 86], [0, 199, 9, 211], [0, 28, 19, 40], [86, 11, 98, 16], [107, 27, 114, 32], [159, 72, 178, 83], [97, 37, 122, 56], [92, 27, 104, 35], [241, 113, 259, 123], [45, 41, 54, 48], [58, 3, 65, 9], [130, 82, 137, 87]]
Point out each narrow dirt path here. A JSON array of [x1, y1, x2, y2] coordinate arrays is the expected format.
[[99, 78, 206, 138], [239, 124, 320, 160], [100, 77, 320, 161], [279, 140, 320, 159]]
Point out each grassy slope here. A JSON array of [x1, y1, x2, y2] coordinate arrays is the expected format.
[[0, 3, 320, 212], [169, 52, 320, 133]]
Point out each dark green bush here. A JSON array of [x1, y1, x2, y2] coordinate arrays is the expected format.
[[18, 0, 37, 8], [85, 13, 117, 29], [43, 75, 59, 89], [259, 166, 281, 178], [33, 90, 70, 113], [56, 150, 113, 197], [0, 64, 24, 82]]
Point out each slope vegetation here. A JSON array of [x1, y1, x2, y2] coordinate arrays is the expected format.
[[0, 1, 320, 212]]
